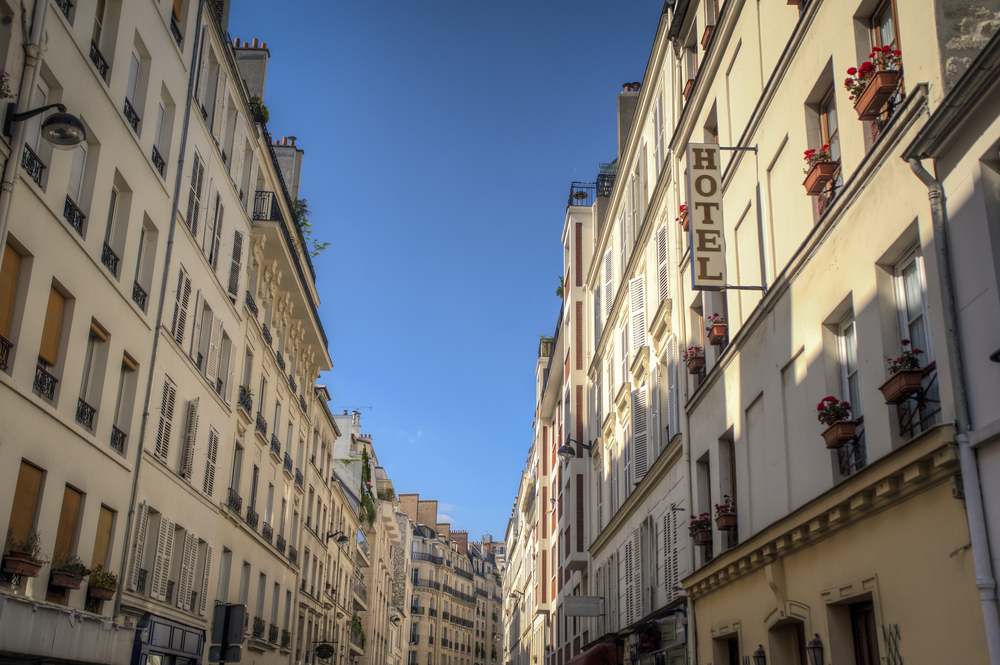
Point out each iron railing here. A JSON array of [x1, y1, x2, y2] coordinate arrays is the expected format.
[[262, 522, 273, 543], [238, 390, 252, 414], [22, 144, 45, 186], [0, 334, 11, 371], [353, 576, 367, 605], [412, 552, 444, 565], [111, 426, 126, 454], [283, 452, 293, 472], [455, 568, 473, 581], [299, 395, 307, 412], [54, 0, 72, 19], [123, 98, 140, 133], [413, 579, 441, 590], [255, 412, 267, 437], [102, 242, 120, 276], [89, 41, 109, 79], [245, 505, 259, 530], [276, 351, 285, 371], [411, 606, 425, 615], [276, 534, 286, 554], [170, 17, 183, 47], [288, 545, 297, 564], [268, 623, 278, 643], [227, 487, 242, 513], [270, 433, 281, 457], [288, 374, 297, 393], [245, 291, 258, 317], [63, 196, 85, 234], [281, 629, 291, 648], [566, 182, 596, 208], [76, 398, 96, 429], [253, 616, 266, 639], [262, 323, 272, 345], [137, 568, 148, 594], [151, 145, 166, 177], [597, 161, 618, 197], [253, 191, 282, 222], [132, 282, 148, 310], [34, 365, 57, 400], [357, 531, 371, 560], [429, 608, 437, 617], [294, 468, 303, 487]]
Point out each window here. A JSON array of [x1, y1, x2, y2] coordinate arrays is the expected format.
[[217, 547, 232, 602], [249, 464, 259, 511], [894, 248, 930, 358], [5, 461, 43, 554], [38, 285, 65, 370], [78, 321, 109, 429], [48, 485, 83, 601], [231, 443, 244, 495], [837, 316, 861, 420], [850, 600, 880, 665], [238, 561, 251, 605], [206, 193, 224, 270], [125, 53, 141, 132], [185, 153, 205, 237], [91, 505, 115, 569], [67, 144, 87, 216], [0, 243, 21, 365], [24, 82, 47, 153]]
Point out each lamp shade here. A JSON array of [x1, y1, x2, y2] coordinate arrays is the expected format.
[[806, 634, 823, 665], [41, 112, 86, 149], [752, 645, 766, 665], [557, 445, 574, 462]]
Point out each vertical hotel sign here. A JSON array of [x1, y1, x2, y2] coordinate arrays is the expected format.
[[686, 143, 725, 290]]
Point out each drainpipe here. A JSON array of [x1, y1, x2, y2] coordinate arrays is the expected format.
[[908, 157, 1000, 665], [112, 0, 206, 618], [0, 0, 49, 252]]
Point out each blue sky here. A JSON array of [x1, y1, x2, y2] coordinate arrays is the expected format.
[[230, 1, 662, 540]]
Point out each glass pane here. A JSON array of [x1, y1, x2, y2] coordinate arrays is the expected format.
[[879, 6, 896, 49], [825, 100, 841, 163], [844, 321, 858, 374], [903, 260, 923, 321]]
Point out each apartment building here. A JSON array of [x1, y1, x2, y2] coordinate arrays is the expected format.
[[502, 425, 540, 665]]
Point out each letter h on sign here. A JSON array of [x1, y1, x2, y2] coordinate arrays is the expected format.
[[686, 143, 726, 291]]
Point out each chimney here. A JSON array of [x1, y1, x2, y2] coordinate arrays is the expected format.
[[272, 136, 306, 201], [618, 83, 640, 160], [451, 530, 468, 555], [234, 37, 270, 101]]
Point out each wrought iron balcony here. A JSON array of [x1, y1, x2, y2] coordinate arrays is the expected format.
[[411, 605, 425, 615], [429, 608, 438, 617], [276, 351, 285, 371], [252, 616, 265, 639], [283, 452, 293, 472], [299, 395, 307, 412], [151, 145, 166, 177], [123, 98, 140, 133], [268, 623, 279, 644], [245, 291, 258, 317], [276, 533, 286, 554], [353, 576, 367, 605], [597, 161, 618, 197], [253, 191, 283, 222], [281, 629, 291, 648], [288, 374, 297, 393], [102, 242, 120, 276], [566, 181, 596, 208], [89, 41, 109, 79], [443, 612, 450, 620], [255, 412, 267, 437], [170, 17, 183, 47], [262, 521, 273, 544], [0, 334, 11, 371], [245, 505, 259, 530], [137, 568, 148, 594], [22, 144, 45, 186], [270, 433, 281, 457], [111, 425, 126, 454], [262, 323, 272, 345], [76, 398, 96, 429], [165, 580, 174, 603], [63, 196, 85, 235], [455, 568, 473, 581], [54, 0, 72, 19], [288, 545, 298, 564], [238, 390, 252, 414], [295, 468, 303, 487], [34, 365, 57, 400], [227, 487, 242, 513], [132, 281, 148, 310]]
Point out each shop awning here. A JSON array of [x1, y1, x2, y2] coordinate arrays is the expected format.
[[565, 642, 618, 665]]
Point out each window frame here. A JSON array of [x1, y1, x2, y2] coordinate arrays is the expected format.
[[837, 313, 862, 420]]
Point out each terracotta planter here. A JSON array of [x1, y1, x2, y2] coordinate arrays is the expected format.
[[50, 570, 84, 590], [708, 323, 728, 345], [682, 79, 695, 101], [87, 584, 115, 601], [803, 161, 838, 195], [693, 529, 712, 546], [854, 70, 901, 121], [878, 368, 924, 404], [3, 551, 44, 578], [715, 514, 737, 530], [701, 24, 714, 50], [679, 211, 689, 232], [687, 356, 705, 374], [821, 420, 859, 448]]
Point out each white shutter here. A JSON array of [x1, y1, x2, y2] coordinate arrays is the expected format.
[[68, 144, 87, 204], [186, 155, 205, 237], [203, 428, 218, 496], [212, 71, 227, 141], [609, 555, 618, 632], [656, 226, 669, 302], [245, 150, 260, 215], [197, 31, 209, 103], [199, 544, 213, 615], [156, 378, 177, 460], [632, 386, 648, 484], [624, 540, 633, 626], [231, 114, 246, 184], [127, 502, 149, 591], [596, 459, 603, 533], [171, 269, 192, 344], [211, 203, 224, 271], [228, 231, 244, 300], [650, 363, 661, 459], [206, 315, 221, 384], [667, 335, 679, 441], [624, 429, 632, 499], [188, 290, 203, 360], [126, 53, 139, 102], [632, 528, 642, 621], [176, 531, 195, 609], [225, 340, 238, 404], [149, 517, 174, 601], [604, 249, 614, 318], [629, 276, 646, 350], [180, 397, 199, 480], [663, 513, 673, 603], [25, 84, 46, 151]]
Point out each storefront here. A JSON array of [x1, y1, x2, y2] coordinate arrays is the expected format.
[[129, 613, 205, 665]]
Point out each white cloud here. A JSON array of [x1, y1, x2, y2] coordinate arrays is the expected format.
[[438, 513, 455, 523], [439, 503, 457, 512]]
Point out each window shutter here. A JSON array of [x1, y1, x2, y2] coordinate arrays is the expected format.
[[656, 95, 665, 174], [624, 539, 633, 626], [127, 502, 149, 591], [211, 204, 224, 272], [231, 115, 246, 184], [212, 71, 227, 141], [609, 555, 618, 632], [68, 144, 87, 205], [126, 53, 139, 102], [632, 386, 648, 484], [225, 340, 238, 404], [620, 324, 629, 389], [39, 287, 65, 366], [632, 527, 642, 620], [206, 316, 221, 384], [663, 513, 672, 603], [604, 249, 614, 318], [189, 290, 204, 361], [649, 363, 661, 459], [171, 270, 192, 346], [186, 156, 204, 237], [176, 531, 195, 608], [656, 226, 669, 302], [667, 335, 679, 441], [197, 32, 209, 102], [149, 517, 174, 601], [155, 378, 177, 460], [199, 544, 213, 615], [624, 429, 632, 499], [245, 150, 259, 215], [640, 145, 647, 213], [0, 245, 20, 338], [203, 428, 218, 496], [593, 285, 602, 347], [629, 276, 646, 350], [596, 459, 603, 533], [228, 231, 244, 299], [180, 397, 199, 480]]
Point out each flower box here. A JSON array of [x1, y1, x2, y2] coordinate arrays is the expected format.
[[715, 514, 737, 530], [679, 210, 689, 231], [682, 79, 695, 101], [878, 368, 924, 404], [687, 356, 705, 374], [693, 529, 712, 545], [803, 161, 838, 195], [701, 25, 714, 50], [2, 551, 44, 578], [50, 571, 83, 590], [708, 323, 728, 345], [88, 584, 115, 601], [854, 70, 900, 121], [821, 420, 859, 448]]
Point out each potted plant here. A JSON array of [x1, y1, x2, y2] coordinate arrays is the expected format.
[[689, 513, 712, 545], [817, 396, 859, 448], [677, 203, 689, 231], [878, 339, 925, 404], [3, 528, 47, 578], [802, 144, 837, 195], [684, 346, 705, 374], [87, 564, 117, 600], [706, 313, 727, 345], [714, 495, 737, 530], [50, 552, 89, 590], [844, 46, 902, 121]]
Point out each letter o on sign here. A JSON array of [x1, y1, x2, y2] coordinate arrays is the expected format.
[[695, 175, 717, 197]]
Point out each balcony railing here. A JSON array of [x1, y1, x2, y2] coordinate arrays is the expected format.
[[252, 616, 265, 639], [102, 242, 120, 276], [63, 196, 85, 234], [137, 568, 148, 594], [255, 412, 267, 437], [411, 606, 425, 615], [412, 552, 444, 565], [283, 452, 293, 472], [76, 398, 96, 429], [227, 487, 242, 513], [132, 281, 148, 310], [288, 545, 298, 564], [151, 145, 166, 177], [353, 576, 367, 605], [54, 0, 72, 19], [428, 608, 438, 617], [295, 468, 303, 487], [288, 374, 297, 393], [276, 533, 286, 554], [276, 351, 285, 372], [238, 390, 252, 415], [262, 522, 273, 544], [123, 98, 140, 133], [22, 144, 45, 186], [597, 161, 618, 197], [350, 630, 364, 652], [0, 334, 11, 371], [245, 505, 259, 530], [253, 190, 283, 222], [455, 568, 473, 581], [262, 323, 272, 345], [443, 612, 450, 620], [413, 579, 441, 590], [245, 291, 258, 317], [107, 426, 126, 454], [270, 433, 281, 457], [170, 17, 183, 46], [268, 623, 278, 644], [299, 395, 307, 412], [89, 41, 109, 79], [566, 181, 596, 209], [281, 629, 291, 648], [34, 365, 57, 400]]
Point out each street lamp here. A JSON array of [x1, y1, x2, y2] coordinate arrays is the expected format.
[[326, 530, 349, 544], [557, 439, 592, 462], [4, 103, 86, 148], [805, 634, 823, 665], [752, 645, 766, 665]]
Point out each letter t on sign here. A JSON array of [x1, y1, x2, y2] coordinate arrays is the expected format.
[[685, 143, 726, 291]]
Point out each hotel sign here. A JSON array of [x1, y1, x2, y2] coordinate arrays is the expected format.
[[686, 143, 726, 291]]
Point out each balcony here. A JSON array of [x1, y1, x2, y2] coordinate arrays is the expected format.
[[299, 395, 307, 412], [34, 365, 57, 400], [455, 568, 473, 581], [410, 635, 420, 645], [89, 41, 109, 80], [294, 468, 303, 488], [443, 612, 450, 620], [411, 606, 425, 615], [75, 398, 96, 429], [428, 608, 438, 617], [0, 335, 9, 372], [275, 533, 286, 555], [253, 191, 283, 222], [350, 629, 364, 655], [476, 588, 488, 598], [270, 433, 281, 458], [169, 17, 183, 46], [288, 373, 297, 393], [122, 98, 140, 133], [63, 196, 85, 235], [262, 323, 272, 346], [132, 281, 147, 310], [227, 487, 242, 513], [353, 575, 368, 609], [151, 145, 166, 177], [268, 623, 278, 644], [262, 522, 273, 544], [255, 412, 267, 438], [283, 452, 293, 474], [281, 629, 291, 648], [245, 291, 258, 318], [411, 552, 444, 565], [54, 0, 71, 19], [245, 506, 259, 531], [413, 579, 441, 591], [22, 144, 45, 186], [252, 616, 265, 640], [566, 181, 596, 209], [288, 545, 298, 565], [238, 390, 252, 415], [101, 242, 119, 276], [356, 531, 371, 566], [110, 426, 126, 454], [276, 351, 285, 372]]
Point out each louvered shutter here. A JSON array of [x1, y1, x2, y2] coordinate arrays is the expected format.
[[127, 502, 149, 591], [172, 270, 192, 345], [632, 386, 648, 484], [624, 540, 633, 626], [231, 114, 246, 182], [663, 513, 672, 603], [212, 71, 227, 141], [649, 364, 661, 460], [149, 518, 174, 601], [68, 144, 86, 204], [156, 378, 177, 460], [206, 316, 221, 384], [225, 342, 238, 404], [203, 428, 218, 496], [176, 532, 195, 608], [596, 461, 603, 533], [596, 565, 604, 636], [656, 226, 669, 303], [186, 156, 204, 237], [228, 231, 244, 299], [197, 33, 210, 103], [667, 335, 679, 441], [629, 276, 646, 350], [609, 555, 618, 632], [632, 528, 642, 620], [180, 397, 199, 480], [594, 286, 602, 347], [640, 146, 647, 216], [245, 150, 259, 215], [624, 430, 632, 499], [211, 203, 224, 271], [604, 249, 613, 318], [199, 544, 213, 615], [188, 290, 203, 360]]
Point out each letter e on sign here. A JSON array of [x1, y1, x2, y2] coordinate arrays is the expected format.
[[686, 143, 726, 291]]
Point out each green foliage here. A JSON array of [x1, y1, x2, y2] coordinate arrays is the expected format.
[[6, 527, 47, 561], [52, 552, 89, 578], [292, 198, 330, 258], [555, 275, 565, 299], [240, 385, 254, 398], [377, 487, 395, 502], [250, 94, 270, 124], [89, 564, 118, 590], [351, 614, 366, 650]]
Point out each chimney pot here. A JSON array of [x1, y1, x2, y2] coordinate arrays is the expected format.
[[234, 36, 240, 46], [244, 41, 249, 48], [252, 38, 259, 48], [262, 43, 267, 49]]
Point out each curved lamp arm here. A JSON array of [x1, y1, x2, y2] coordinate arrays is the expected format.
[[3, 102, 68, 137]]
